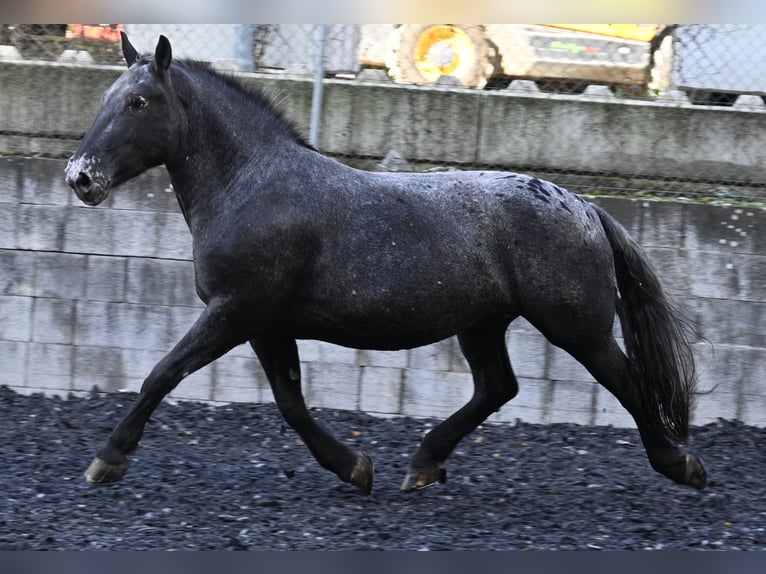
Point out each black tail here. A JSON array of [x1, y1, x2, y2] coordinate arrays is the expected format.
[[592, 204, 697, 443]]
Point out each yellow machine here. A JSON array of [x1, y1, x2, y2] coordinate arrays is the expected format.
[[359, 24, 672, 92]]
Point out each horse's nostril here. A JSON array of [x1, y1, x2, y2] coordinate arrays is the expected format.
[[76, 172, 92, 190]]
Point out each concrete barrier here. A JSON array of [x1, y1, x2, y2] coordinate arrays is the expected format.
[[1, 155, 765, 429], [2, 59, 766, 196]]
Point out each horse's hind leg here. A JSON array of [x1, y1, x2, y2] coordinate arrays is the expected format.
[[250, 337, 374, 495], [550, 332, 706, 489], [401, 316, 517, 491]]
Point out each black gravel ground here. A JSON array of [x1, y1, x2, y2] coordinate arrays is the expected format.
[[1, 385, 765, 551]]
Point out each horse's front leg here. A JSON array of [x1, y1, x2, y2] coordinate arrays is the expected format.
[[84, 304, 246, 484], [250, 337, 374, 495]]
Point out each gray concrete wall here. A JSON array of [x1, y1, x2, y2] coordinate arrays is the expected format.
[[1, 156, 765, 429], [1, 60, 765, 428], [2, 59, 766, 191]]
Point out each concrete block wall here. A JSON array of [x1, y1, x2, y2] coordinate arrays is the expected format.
[[1, 155, 765, 430]]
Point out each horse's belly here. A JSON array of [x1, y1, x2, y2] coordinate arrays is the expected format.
[[295, 322, 459, 351], [291, 289, 507, 351]]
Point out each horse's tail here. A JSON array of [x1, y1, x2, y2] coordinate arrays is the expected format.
[[592, 203, 697, 443]]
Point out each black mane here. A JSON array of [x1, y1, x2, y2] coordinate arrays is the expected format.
[[139, 54, 314, 150]]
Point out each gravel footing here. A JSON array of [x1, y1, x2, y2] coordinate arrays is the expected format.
[[1, 386, 765, 550]]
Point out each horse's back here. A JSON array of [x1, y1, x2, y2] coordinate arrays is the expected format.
[[353, 168, 613, 284]]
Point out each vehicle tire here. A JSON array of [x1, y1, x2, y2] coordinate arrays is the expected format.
[[384, 24, 497, 89]]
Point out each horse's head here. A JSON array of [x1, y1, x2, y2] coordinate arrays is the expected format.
[[66, 33, 184, 205]]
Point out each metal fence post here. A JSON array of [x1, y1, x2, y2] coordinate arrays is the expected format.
[[309, 24, 327, 149]]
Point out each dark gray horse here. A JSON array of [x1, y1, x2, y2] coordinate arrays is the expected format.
[[65, 33, 706, 495]]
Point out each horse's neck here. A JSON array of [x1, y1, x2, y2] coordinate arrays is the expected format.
[[166, 152, 238, 233], [164, 92, 249, 229], [165, 111, 293, 233], [165, 69, 311, 232]]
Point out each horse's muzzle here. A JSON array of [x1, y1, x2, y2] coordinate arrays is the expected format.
[[67, 171, 108, 206], [65, 154, 111, 206]]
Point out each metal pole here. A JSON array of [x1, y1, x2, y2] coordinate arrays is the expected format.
[[309, 24, 327, 148]]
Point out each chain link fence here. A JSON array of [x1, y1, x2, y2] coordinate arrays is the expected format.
[[2, 23, 766, 201]]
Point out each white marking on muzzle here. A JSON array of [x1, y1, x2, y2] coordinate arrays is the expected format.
[[65, 154, 105, 182]]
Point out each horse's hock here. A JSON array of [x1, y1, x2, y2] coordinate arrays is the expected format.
[[0, 58, 765, 429]]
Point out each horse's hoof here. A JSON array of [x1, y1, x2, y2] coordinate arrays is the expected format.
[[685, 453, 707, 490], [349, 452, 374, 495], [400, 466, 447, 492], [84, 456, 129, 485]]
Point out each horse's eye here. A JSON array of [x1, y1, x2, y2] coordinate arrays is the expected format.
[[128, 95, 148, 111]]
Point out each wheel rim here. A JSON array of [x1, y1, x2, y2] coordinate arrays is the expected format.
[[412, 25, 477, 82]]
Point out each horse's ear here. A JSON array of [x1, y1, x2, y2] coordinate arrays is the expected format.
[[154, 35, 172, 75], [121, 31, 139, 67]]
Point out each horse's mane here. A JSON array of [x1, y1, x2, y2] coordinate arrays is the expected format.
[[139, 55, 314, 150]]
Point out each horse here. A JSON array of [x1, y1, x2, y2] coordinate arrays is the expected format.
[[65, 32, 707, 495]]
